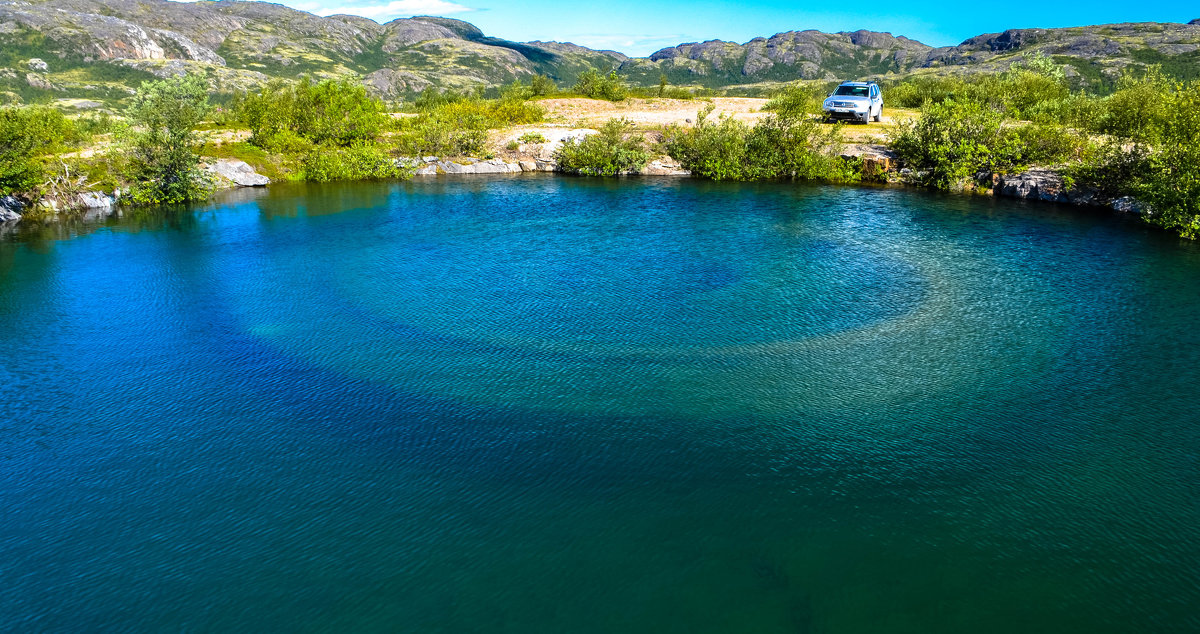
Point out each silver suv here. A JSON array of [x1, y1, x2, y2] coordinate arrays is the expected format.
[[822, 81, 883, 124]]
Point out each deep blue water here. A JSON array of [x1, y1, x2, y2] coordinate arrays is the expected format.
[[2, 176, 1199, 632]]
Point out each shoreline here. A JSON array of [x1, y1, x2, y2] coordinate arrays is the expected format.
[[0, 160, 1150, 242]]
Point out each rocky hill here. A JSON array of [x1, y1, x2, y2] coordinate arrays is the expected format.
[[632, 20, 1200, 87], [0, 0, 625, 104], [1, 0, 1199, 108], [622, 30, 934, 86]]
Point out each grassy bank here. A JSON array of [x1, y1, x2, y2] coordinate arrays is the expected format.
[[3, 61, 1198, 240]]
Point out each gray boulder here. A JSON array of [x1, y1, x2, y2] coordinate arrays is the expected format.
[[76, 191, 113, 209], [1, 195, 24, 222], [995, 169, 1069, 203], [209, 159, 270, 186], [1111, 196, 1148, 215]]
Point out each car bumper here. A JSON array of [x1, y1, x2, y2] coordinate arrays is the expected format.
[[824, 108, 869, 120]]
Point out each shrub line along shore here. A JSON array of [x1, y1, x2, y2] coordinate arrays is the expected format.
[[2, 58, 1198, 239]]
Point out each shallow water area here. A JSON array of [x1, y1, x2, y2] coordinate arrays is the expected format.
[[2, 176, 1199, 632]]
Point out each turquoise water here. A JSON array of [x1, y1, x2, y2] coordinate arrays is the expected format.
[[2, 176, 1199, 632]]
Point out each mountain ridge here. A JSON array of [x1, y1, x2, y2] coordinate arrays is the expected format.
[[2, 0, 1199, 106]]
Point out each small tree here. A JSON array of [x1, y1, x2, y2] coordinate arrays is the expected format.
[[126, 74, 211, 204], [530, 74, 557, 97], [573, 69, 627, 101]]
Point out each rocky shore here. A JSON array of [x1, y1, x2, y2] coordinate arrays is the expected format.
[[0, 148, 1147, 234]]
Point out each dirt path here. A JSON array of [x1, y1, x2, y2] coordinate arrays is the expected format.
[[537, 97, 769, 128], [534, 96, 916, 139]]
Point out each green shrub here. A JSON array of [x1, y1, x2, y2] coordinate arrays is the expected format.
[[763, 84, 823, 119], [126, 73, 211, 204], [1092, 71, 1173, 142], [889, 100, 1010, 188], [663, 104, 856, 182], [238, 78, 387, 151], [554, 119, 649, 175], [530, 74, 557, 97], [74, 110, 116, 137], [412, 86, 467, 112], [499, 79, 534, 102], [883, 56, 1069, 121], [395, 93, 543, 157], [573, 70, 627, 101], [1072, 85, 1200, 238], [301, 142, 411, 182], [0, 105, 80, 194], [660, 86, 695, 100]]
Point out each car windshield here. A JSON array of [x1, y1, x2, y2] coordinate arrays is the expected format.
[[834, 86, 870, 97]]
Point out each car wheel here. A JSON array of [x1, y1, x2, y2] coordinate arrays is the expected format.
[[873, 107, 882, 123]]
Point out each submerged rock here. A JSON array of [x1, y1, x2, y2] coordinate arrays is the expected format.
[[1111, 196, 1149, 216]]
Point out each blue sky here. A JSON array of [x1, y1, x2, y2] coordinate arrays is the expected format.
[[284, 0, 1200, 56]]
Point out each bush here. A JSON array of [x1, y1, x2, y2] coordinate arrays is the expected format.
[[554, 119, 649, 175], [889, 100, 1011, 188], [663, 104, 856, 182], [301, 142, 411, 182], [126, 73, 211, 204], [518, 132, 547, 144], [0, 106, 79, 194], [238, 78, 387, 151], [763, 84, 824, 119], [395, 92, 543, 157], [1092, 71, 1173, 142], [883, 55, 1069, 121], [1071, 84, 1200, 239], [573, 69, 627, 101], [412, 86, 466, 112], [530, 74, 557, 97]]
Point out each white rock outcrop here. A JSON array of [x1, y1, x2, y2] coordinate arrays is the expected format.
[[208, 159, 270, 186]]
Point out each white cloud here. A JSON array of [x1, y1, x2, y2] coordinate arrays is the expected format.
[[310, 0, 474, 20]]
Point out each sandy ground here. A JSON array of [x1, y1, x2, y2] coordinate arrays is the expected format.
[[537, 97, 769, 128], [490, 98, 919, 159], [534, 96, 916, 140]]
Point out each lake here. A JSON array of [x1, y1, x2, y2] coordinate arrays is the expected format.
[[2, 176, 1198, 632]]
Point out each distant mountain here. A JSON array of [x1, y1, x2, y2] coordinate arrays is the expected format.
[[622, 30, 934, 86], [0, 0, 625, 103], [630, 21, 1200, 87], [2, 0, 1199, 107]]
